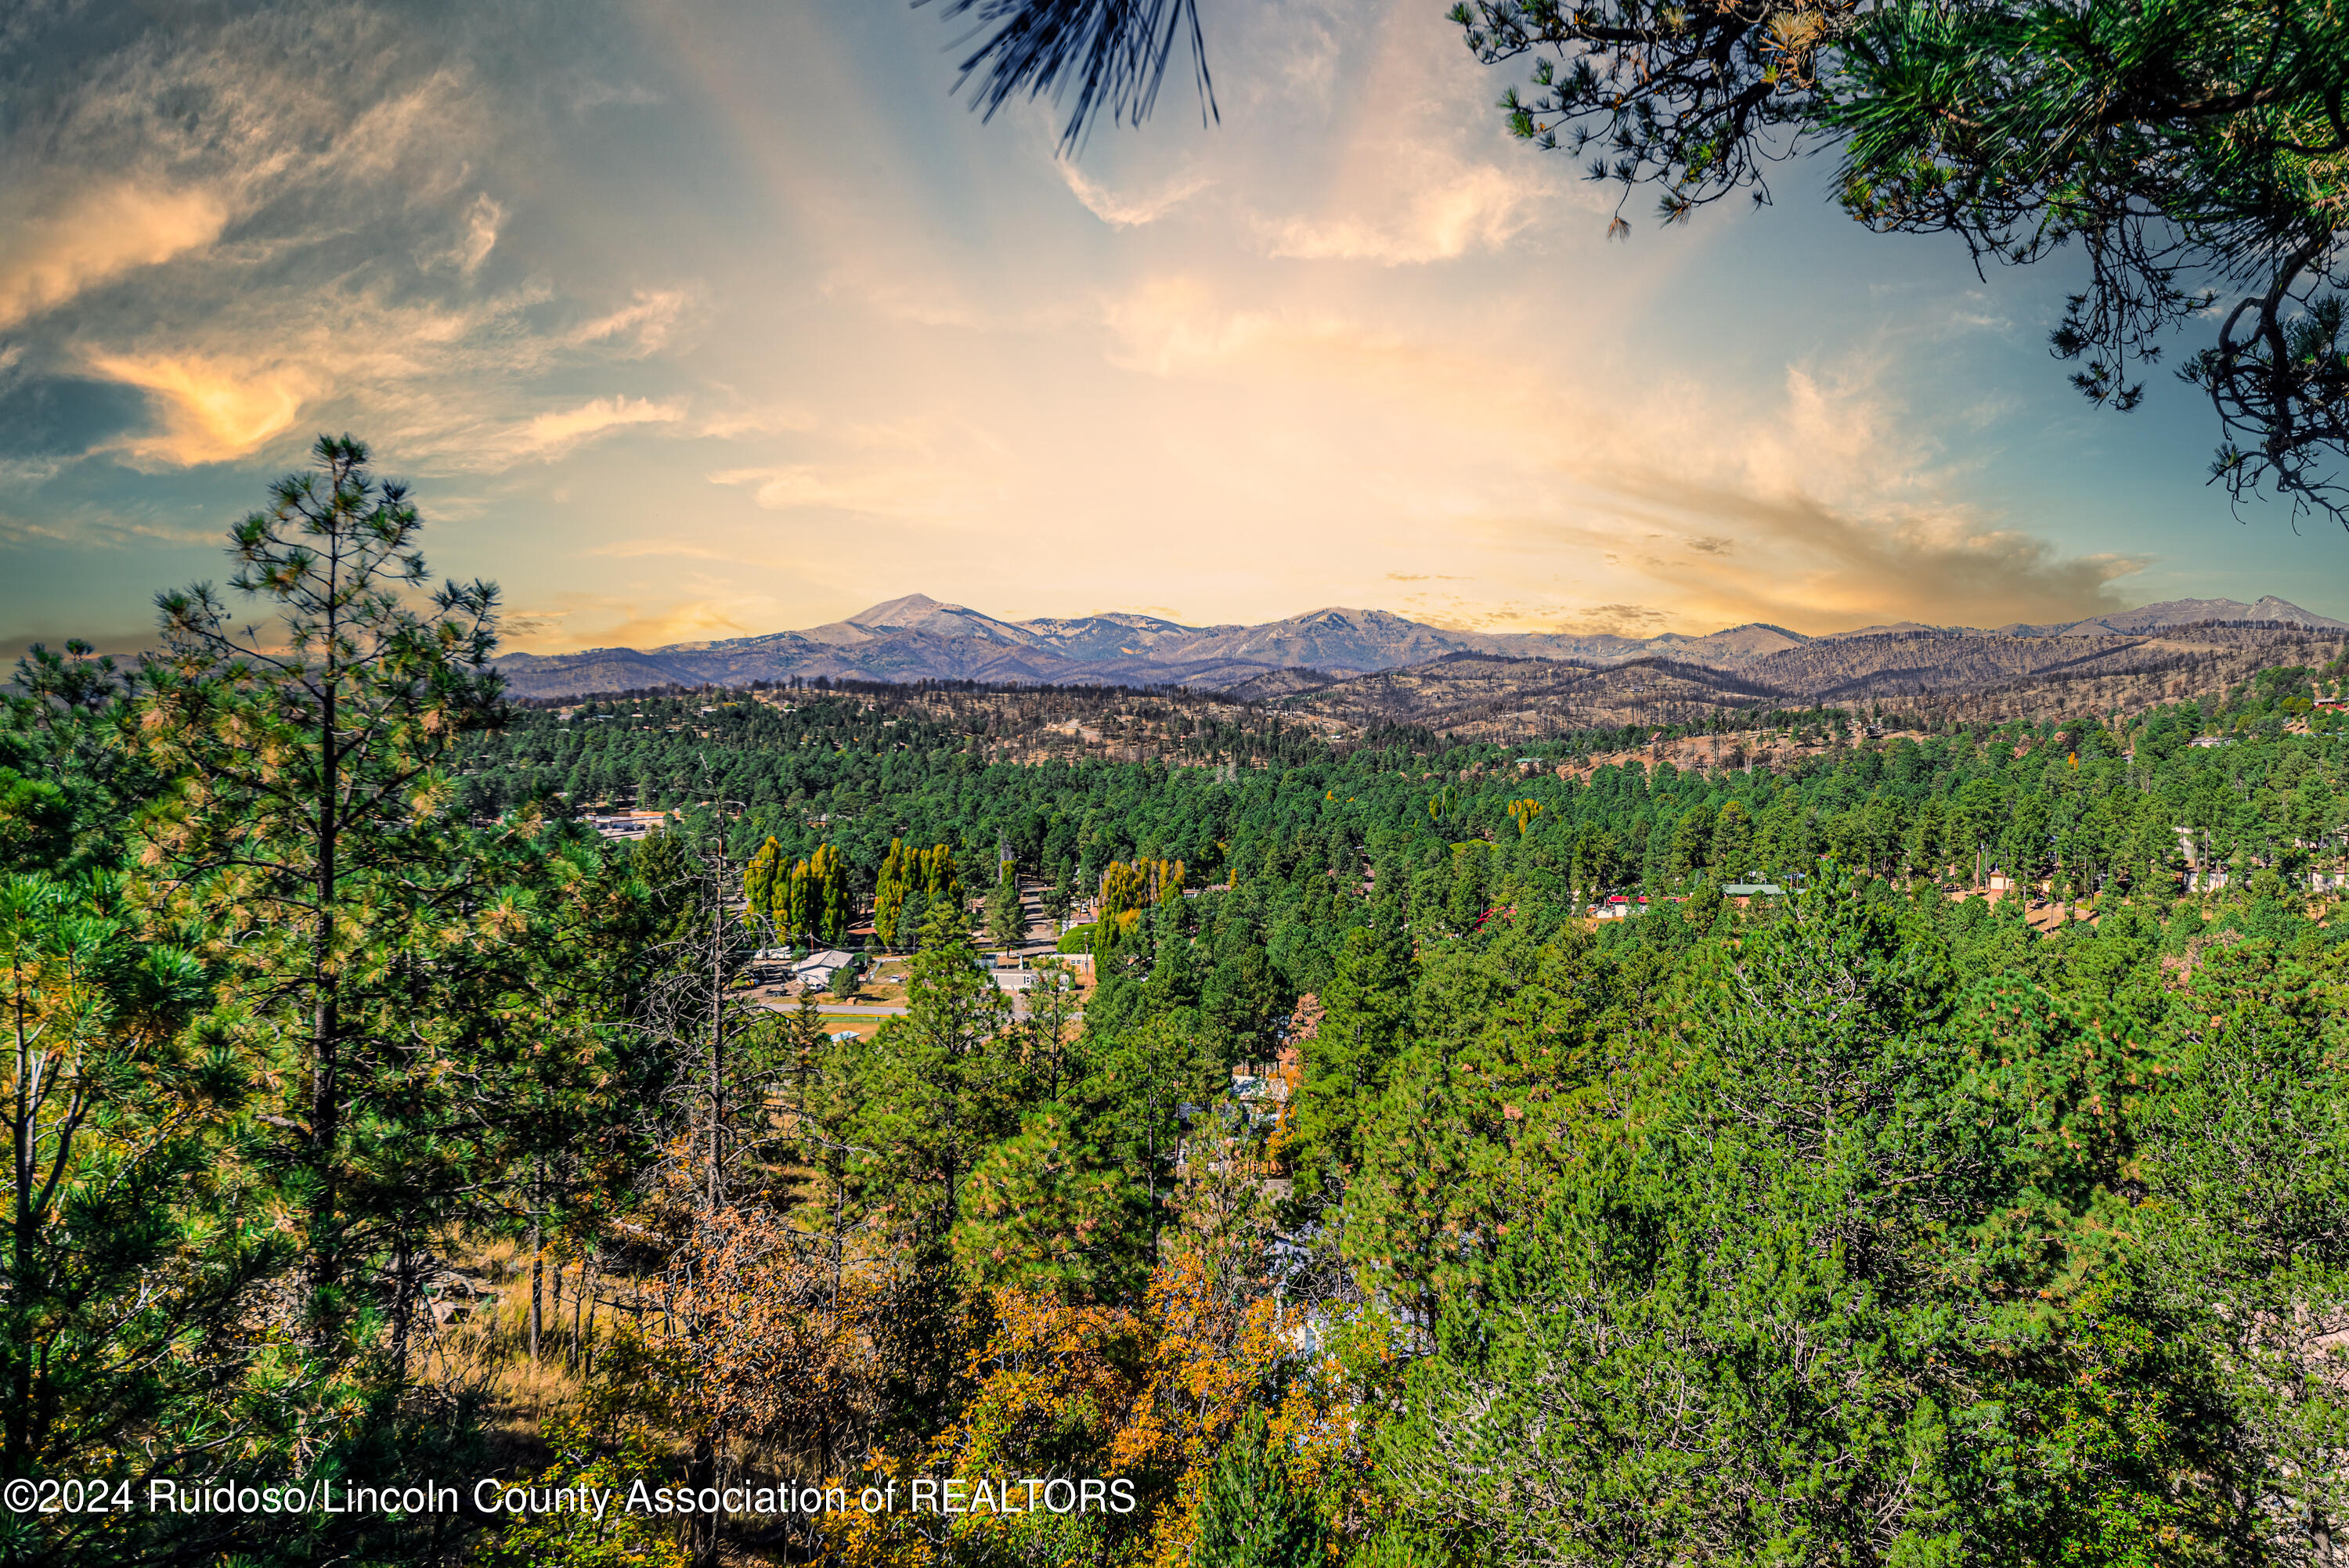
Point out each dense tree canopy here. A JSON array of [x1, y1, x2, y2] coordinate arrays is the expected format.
[[6, 439, 2347, 1564]]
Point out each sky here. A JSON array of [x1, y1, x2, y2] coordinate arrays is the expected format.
[[6, 0, 2349, 661]]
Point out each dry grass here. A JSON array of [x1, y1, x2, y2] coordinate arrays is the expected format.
[[414, 1235, 661, 1473]]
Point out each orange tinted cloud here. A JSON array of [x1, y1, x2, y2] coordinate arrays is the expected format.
[[80, 352, 316, 465], [0, 183, 228, 328]]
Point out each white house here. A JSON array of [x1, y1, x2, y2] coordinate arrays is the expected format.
[[796, 948, 857, 988]]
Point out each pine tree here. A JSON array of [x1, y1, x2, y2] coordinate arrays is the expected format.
[[1, 872, 259, 1501], [141, 434, 506, 1335], [953, 1102, 1138, 1301], [1042, 863, 1075, 928], [986, 858, 1026, 950], [843, 900, 1011, 1249], [1290, 907, 1413, 1199], [17, 437, 657, 1563], [1193, 1408, 1328, 1568]]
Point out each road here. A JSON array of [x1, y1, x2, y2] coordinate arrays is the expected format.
[[756, 999, 908, 1015], [752, 996, 1068, 1020]]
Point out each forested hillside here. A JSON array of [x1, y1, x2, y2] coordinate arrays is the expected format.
[[5, 445, 2347, 1566], [465, 657, 2349, 926]]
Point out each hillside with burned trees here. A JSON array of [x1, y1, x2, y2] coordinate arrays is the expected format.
[[1250, 624, 2349, 739]]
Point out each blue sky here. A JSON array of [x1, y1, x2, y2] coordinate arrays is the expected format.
[[5, 0, 2348, 659]]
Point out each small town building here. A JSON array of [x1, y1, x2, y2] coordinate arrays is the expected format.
[[795, 948, 857, 989]]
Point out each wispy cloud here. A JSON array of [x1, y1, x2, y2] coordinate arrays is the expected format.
[[1057, 162, 1212, 227], [571, 290, 691, 354], [1265, 157, 1543, 265], [1562, 604, 1673, 635], [696, 403, 819, 440], [514, 395, 686, 459], [457, 193, 504, 275], [1247, 0, 1575, 265], [707, 463, 960, 517], [0, 183, 230, 329], [0, 5, 700, 478]]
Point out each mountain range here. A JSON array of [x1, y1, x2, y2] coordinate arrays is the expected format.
[[495, 593, 2349, 700]]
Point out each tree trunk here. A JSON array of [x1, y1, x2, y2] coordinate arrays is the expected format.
[[390, 1233, 416, 1375], [581, 1270, 599, 1379], [709, 853, 725, 1209], [9, 1002, 34, 1472], [687, 1427, 723, 1568], [309, 565, 342, 1339]]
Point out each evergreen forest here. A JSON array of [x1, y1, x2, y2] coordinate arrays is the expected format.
[[5, 442, 2347, 1566]]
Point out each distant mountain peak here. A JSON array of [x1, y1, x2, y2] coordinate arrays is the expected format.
[[2250, 594, 2340, 623], [2097, 595, 2347, 633], [848, 593, 954, 628], [493, 591, 2346, 699]]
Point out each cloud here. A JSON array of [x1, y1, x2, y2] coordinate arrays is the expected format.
[[1098, 276, 1416, 378], [701, 411, 1009, 523], [2, 0, 2268, 655], [0, 8, 698, 476], [1556, 603, 1673, 635], [458, 193, 504, 274], [78, 352, 316, 465], [58, 281, 569, 471], [696, 403, 819, 440], [496, 588, 790, 654], [1057, 162, 1212, 227], [1266, 157, 1543, 265], [1083, 273, 2141, 636], [514, 395, 686, 459], [571, 290, 691, 354], [0, 493, 221, 550], [1482, 355, 2152, 632], [0, 183, 229, 328], [1244, 0, 1574, 265], [707, 463, 959, 517], [417, 191, 505, 275], [589, 600, 763, 647], [0, 621, 161, 665], [571, 79, 664, 114], [1593, 472, 2148, 632]]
